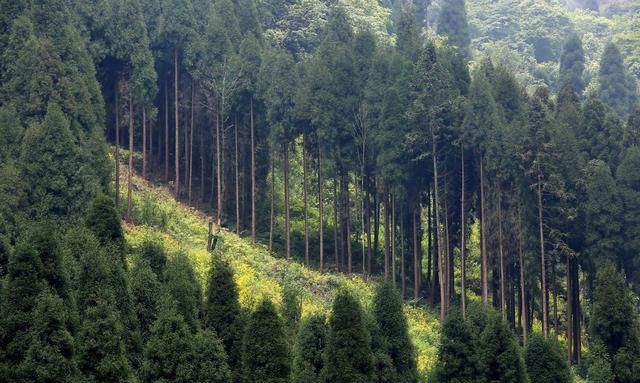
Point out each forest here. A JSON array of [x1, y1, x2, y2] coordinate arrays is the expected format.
[[0, 0, 639, 382]]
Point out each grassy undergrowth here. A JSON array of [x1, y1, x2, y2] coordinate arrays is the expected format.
[[117, 163, 439, 378]]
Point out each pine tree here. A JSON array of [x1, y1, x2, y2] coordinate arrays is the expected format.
[[626, 107, 640, 147], [558, 32, 585, 94], [130, 259, 161, 340], [437, 0, 470, 57], [85, 194, 125, 254], [373, 281, 418, 382], [205, 257, 243, 375], [242, 300, 290, 383], [164, 253, 202, 332], [580, 96, 624, 165], [322, 290, 374, 383], [77, 295, 134, 383], [191, 329, 232, 383], [292, 314, 328, 383], [525, 333, 571, 383], [434, 309, 481, 383], [137, 236, 168, 277], [478, 313, 528, 383], [598, 42, 637, 117], [18, 290, 80, 383], [617, 146, 640, 287]]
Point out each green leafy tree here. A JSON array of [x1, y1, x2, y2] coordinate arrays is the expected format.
[[191, 329, 232, 383], [437, 0, 471, 57], [205, 257, 243, 375], [478, 313, 528, 383], [524, 333, 571, 383], [579, 96, 624, 166], [598, 42, 638, 117], [373, 281, 417, 382], [137, 236, 168, 277], [85, 194, 124, 249], [322, 290, 374, 383], [18, 290, 80, 383], [434, 309, 481, 383], [292, 314, 328, 383], [130, 259, 161, 340], [558, 32, 585, 94], [164, 252, 202, 332], [587, 341, 615, 383], [242, 300, 290, 383], [616, 146, 640, 287], [626, 107, 640, 147]]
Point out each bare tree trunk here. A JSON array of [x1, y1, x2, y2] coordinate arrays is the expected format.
[[567, 255, 572, 365], [553, 259, 558, 336], [538, 172, 548, 337], [346, 175, 352, 276], [460, 146, 466, 318], [149, 103, 153, 173], [126, 90, 133, 221], [303, 136, 309, 267], [480, 155, 488, 305], [269, 153, 275, 257], [384, 191, 390, 279], [428, 188, 434, 305], [216, 101, 222, 225], [433, 138, 446, 322], [189, 85, 194, 202], [392, 194, 396, 287], [115, 81, 120, 209], [444, 182, 451, 308], [366, 190, 372, 276], [235, 114, 240, 235], [284, 140, 290, 259], [498, 183, 506, 320], [319, 145, 324, 272], [334, 177, 339, 271], [414, 207, 419, 302], [574, 259, 581, 364], [143, 105, 147, 179], [164, 78, 169, 182], [519, 205, 528, 344], [200, 105, 205, 204], [251, 97, 256, 246], [174, 47, 180, 199], [401, 211, 405, 298]]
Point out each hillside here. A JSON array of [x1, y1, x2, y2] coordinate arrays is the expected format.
[[117, 153, 440, 379]]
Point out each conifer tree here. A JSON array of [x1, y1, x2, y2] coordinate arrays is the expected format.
[[437, 0, 470, 57], [626, 107, 640, 147], [205, 257, 243, 375], [85, 194, 125, 249], [478, 314, 528, 383], [598, 42, 638, 117], [191, 329, 232, 383], [434, 309, 481, 383], [292, 314, 328, 383], [525, 333, 571, 383], [137, 237, 168, 277], [130, 259, 161, 340], [373, 281, 417, 382], [617, 146, 640, 287], [559, 32, 585, 94], [322, 290, 374, 383], [18, 290, 80, 383], [164, 253, 202, 332], [242, 300, 290, 383]]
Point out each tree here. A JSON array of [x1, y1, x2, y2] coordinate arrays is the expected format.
[[373, 281, 417, 382], [579, 96, 624, 166], [478, 313, 528, 383], [85, 194, 125, 249], [191, 329, 232, 383], [164, 252, 202, 332], [292, 314, 327, 383], [77, 295, 134, 383], [322, 290, 374, 383], [598, 42, 637, 117], [437, 0, 470, 57], [616, 146, 640, 288], [626, 107, 640, 147], [524, 333, 571, 383], [434, 309, 481, 383], [205, 257, 243, 375], [18, 290, 80, 383], [558, 32, 585, 94], [136, 236, 168, 277], [242, 300, 290, 383], [130, 259, 161, 340]]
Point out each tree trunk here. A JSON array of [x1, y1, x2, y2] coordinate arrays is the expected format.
[[433, 138, 446, 322], [392, 194, 396, 287], [480, 155, 488, 305], [319, 145, 324, 272], [573, 258, 581, 364], [346, 175, 352, 276], [284, 140, 290, 259], [366, 189, 372, 276], [303, 136, 309, 267], [269, 153, 275, 257], [174, 47, 180, 199], [143, 105, 147, 179], [373, 178, 379, 270], [460, 146, 466, 318], [538, 172, 548, 337], [164, 77, 169, 182], [200, 104, 205, 204], [127, 92, 133, 221], [251, 97, 256, 246], [401, 211, 406, 298], [553, 259, 558, 336], [498, 183, 506, 320], [518, 205, 528, 344], [384, 190, 390, 280], [189, 85, 194, 202], [444, 181, 452, 308], [115, 81, 120, 209], [216, 101, 222, 225], [334, 177, 339, 271], [567, 255, 572, 365], [235, 114, 240, 235]]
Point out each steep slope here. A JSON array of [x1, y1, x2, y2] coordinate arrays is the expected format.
[[116, 155, 439, 378]]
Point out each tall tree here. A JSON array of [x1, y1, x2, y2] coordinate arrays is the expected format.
[[598, 42, 638, 117], [617, 146, 640, 287], [437, 0, 470, 57], [558, 32, 585, 94], [525, 333, 571, 383], [292, 314, 327, 383]]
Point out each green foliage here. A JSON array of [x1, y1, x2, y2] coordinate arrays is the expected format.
[[373, 281, 418, 382], [18, 290, 79, 383], [478, 313, 528, 383], [242, 299, 290, 383], [282, 283, 302, 337], [130, 259, 161, 340], [137, 236, 167, 278], [322, 289, 374, 383], [205, 256, 243, 376], [77, 295, 133, 383], [587, 341, 615, 383], [434, 309, 481, 383], [559, 32, 586, 93], [85, 194, 125, 248], [436, 0, 470, 57], [164, 252, 202, 332], [524, 333, 571, 383], [579, 96, 624, 165], [598, 42, 638, 117], [191, 329, 232, 383], [292, 314, 328, 383], [617, 146, 640, 288]]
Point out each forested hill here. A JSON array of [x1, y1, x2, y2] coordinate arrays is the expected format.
[[1, 0, 640, 383]]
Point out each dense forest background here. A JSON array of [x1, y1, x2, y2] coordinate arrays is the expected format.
[[1, 0, 640, 382]]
